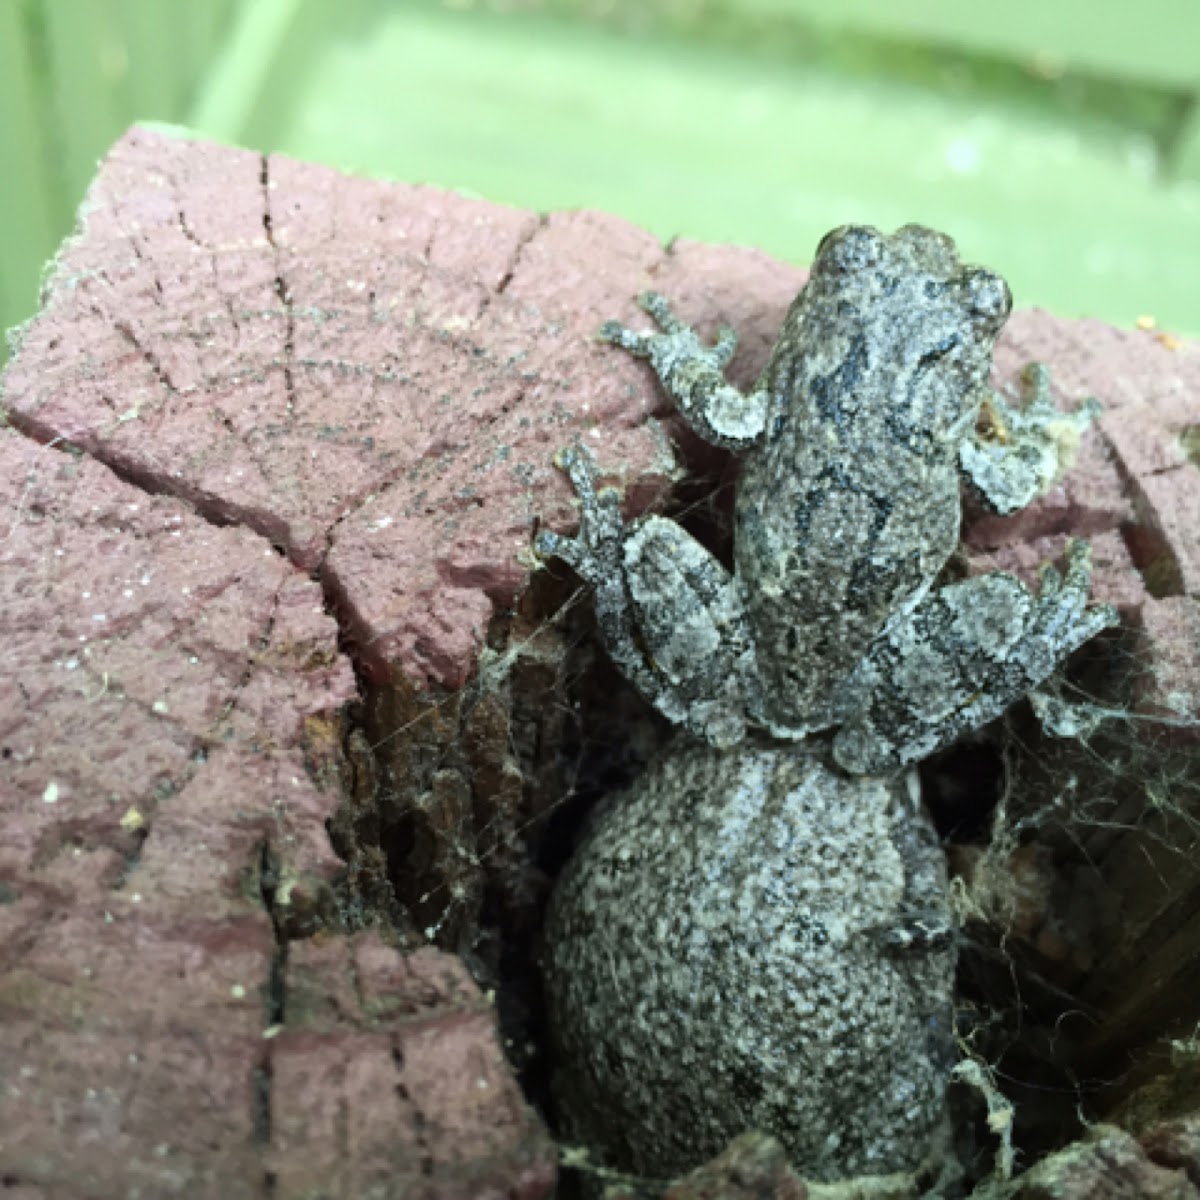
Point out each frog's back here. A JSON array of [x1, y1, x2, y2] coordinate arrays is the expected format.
[[735, 225, 1012, 734]]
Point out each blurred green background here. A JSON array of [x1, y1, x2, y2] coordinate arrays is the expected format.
[[3, 0, 1199, 367]]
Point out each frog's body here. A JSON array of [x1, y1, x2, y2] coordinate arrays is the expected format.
[[536, 225, 1117, 1183], [736, 225, 1010, 736]]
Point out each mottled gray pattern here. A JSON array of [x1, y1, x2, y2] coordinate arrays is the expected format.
[[537, 225, 1118, 1184], [538, 224, 1116, 770], [831, 539, 1111, 773], [544, 740, 956, 1181]]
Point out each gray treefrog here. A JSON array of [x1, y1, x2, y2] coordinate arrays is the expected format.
[[537, 225, 1117, 1185], [537, 224, 1116, 773]]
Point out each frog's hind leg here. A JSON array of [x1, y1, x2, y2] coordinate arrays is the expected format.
[[535, 443, 625, 585], [537, 443, 757, 748], [959, 363, 1101, 515], [831, 540, 1118, 774]]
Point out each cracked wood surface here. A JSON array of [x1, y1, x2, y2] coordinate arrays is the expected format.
[[0, 125, 1198, 1195]]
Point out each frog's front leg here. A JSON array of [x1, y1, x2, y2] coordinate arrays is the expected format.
[[601, 292, 770, 451], [537, 443, 757, 747], [831, 540, 1118, 774], [959, 363, 1102, 515]]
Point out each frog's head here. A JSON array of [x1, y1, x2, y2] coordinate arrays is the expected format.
[[806, 224, 1012, 452], [811, 224, 1011, 332]]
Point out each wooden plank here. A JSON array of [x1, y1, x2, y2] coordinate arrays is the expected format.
[[759, 0, 1200, 91], [38, 0, 131, 212], [1, 0, 246, 363], [1170, 100, 1200, 180], [177, 0, 234, 102], [187, 0, 303, 144], [113, 0, 185, 119], [104, 0, 244, 133], [265, 4, 1200, 333], [0, 0, 62, 349], [187, 0, 358, 150]]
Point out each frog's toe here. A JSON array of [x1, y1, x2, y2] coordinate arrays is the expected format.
[[535, 527, 567, 557], [598, 319, 647, 352], [555, 441, 604, 497], [713, 326, 738, 366], [638, 290, 689, 333]]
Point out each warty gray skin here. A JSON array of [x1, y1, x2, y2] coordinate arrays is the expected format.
[[538, 224, 1116, 772], [543, 740, 956, 1182], [537, 225, 1118, 1183]]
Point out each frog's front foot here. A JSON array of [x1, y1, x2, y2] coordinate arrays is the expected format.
[[601, 291, 737, 363], [1023, 538, 1118, 660], [960, 363, 1102, 515], [600, 293, 767, 450]]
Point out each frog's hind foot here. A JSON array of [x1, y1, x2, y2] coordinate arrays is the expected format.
[[831, 539, 1118, 774], [535, 442, 625, 586]]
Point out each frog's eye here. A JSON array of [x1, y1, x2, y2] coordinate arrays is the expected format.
[[815, 225, 883, 275], [962, 268, 1012, 325]]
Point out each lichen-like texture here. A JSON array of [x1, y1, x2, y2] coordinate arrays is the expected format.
[[541, 226, 1116, 773], [539, 225, 1124, 1186], [545, 739, 956, 1181]]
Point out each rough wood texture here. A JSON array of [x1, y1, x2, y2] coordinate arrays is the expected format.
[[1, 125, 1198, 1195]]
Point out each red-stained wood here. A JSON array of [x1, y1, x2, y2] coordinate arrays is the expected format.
[[1, 125, 1198, 1196]]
